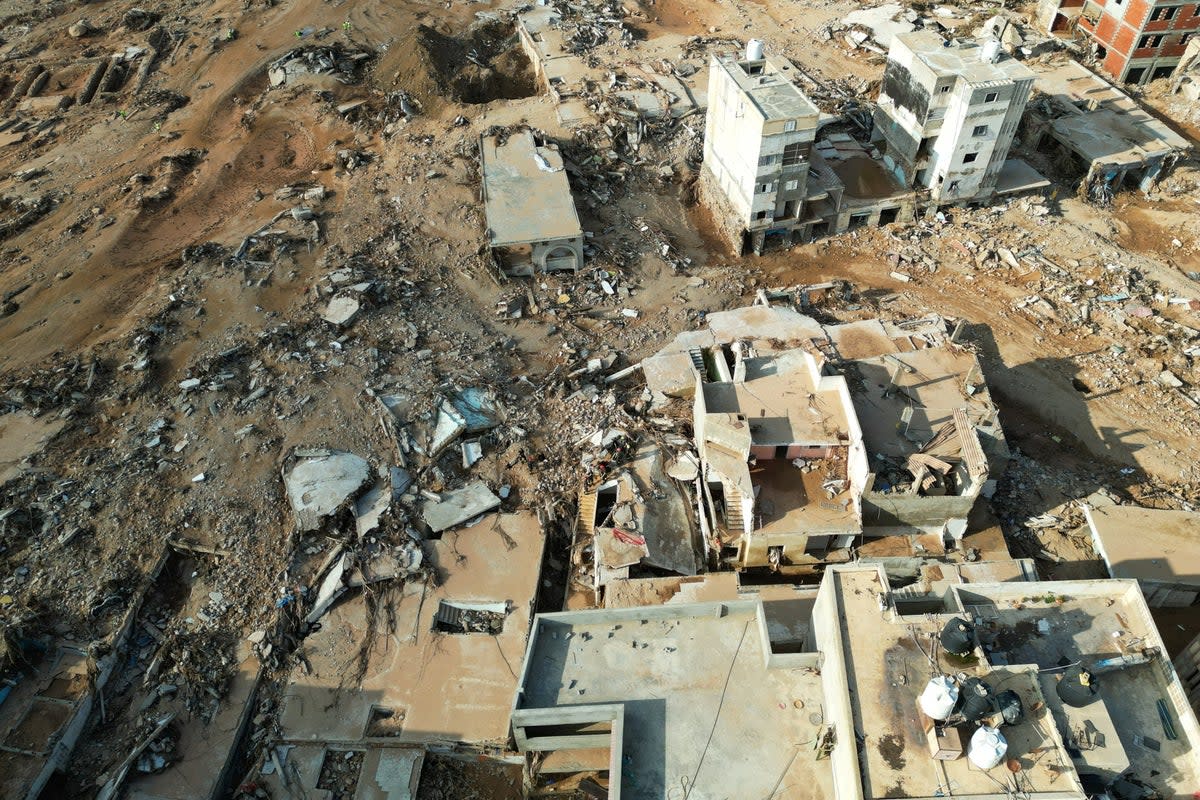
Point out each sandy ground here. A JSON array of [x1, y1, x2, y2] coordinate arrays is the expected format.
[[0, 0, 1198, 795]]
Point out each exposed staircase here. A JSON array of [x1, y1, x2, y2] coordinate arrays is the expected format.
[[724, 484, 747, 534], [576, 489, 598, 536], [687, 347, 706, 377]]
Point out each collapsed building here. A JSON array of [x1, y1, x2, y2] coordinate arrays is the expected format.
[[1037, 0, 1200, 85], [511, 563, 1200, 799], [1024, 58, 1192, 199], [873, 32, 1048, 205], [574, 304, 1008, 581]]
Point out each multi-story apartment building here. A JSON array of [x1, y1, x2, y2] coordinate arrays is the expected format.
[[872, 31, 1035, 204], [699, 48, 822, 255], [1038, 0, 1200, 83]]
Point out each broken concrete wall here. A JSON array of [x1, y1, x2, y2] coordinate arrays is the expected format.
[[860, 483, 977, 535]]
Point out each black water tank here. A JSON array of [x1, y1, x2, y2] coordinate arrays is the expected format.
[[995, 689, 1024, 726], [940, 617, 975, 657], [1056, 665, 1099, 708], [959, 677, 994, 722]]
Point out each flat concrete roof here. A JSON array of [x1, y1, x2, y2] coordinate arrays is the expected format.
[[1085, 504, 1200, 585], [701, 351, 850, 448], [827, 568, 1083, 800], [481, 130, 582, 247], [814, 565, 1200, 800], [514, 600, 833, 799], [713, 53, 819, 122], [1031, 60, 1191, 167], [277, 512, 544, 747], [893, 31, 1034, 85]]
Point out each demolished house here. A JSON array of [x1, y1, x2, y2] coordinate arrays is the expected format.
[[1024, 59, 1192, 200], [481, 129, 584, 275], [511, 563, 1200, 799], [633, 304, 1007, 575], [873, 31, 1050, 204], [257, 512, 545, 800]]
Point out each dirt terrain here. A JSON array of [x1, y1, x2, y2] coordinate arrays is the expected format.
[[0, 0, 1197, 796]]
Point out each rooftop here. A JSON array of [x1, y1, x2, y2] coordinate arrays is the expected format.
[[893, 31, 1035, 85], [480, 130, 583, 247], [850, 345, 996, 462], [513, 599, 832, 799], [712, 53, 820, 122], [818, 565, 1200, 800], [701, 350, 850, 448], [1030, 60, 1192, 166], [1084, 502, 1200, 586], [827, 568, 1082, 800]]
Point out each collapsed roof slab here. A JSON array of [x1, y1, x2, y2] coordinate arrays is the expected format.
[[277, 512, 545, 750], [1030, 60, 1191, 172]]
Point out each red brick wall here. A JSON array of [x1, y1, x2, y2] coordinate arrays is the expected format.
[[1126, 0, 1153, 27], [1103, 48, 1130, 74]]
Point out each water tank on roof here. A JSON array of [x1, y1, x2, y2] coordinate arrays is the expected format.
[[995, 689, 1024, 726], [968, 726, 1008, 770], [919, 675, 959, 721], [1056, 664, 1099, 708], [940, 617, 975, 657], [746, 38, 764, 61], [959, 677, 994, 722], [980, 38, 1002, 64]]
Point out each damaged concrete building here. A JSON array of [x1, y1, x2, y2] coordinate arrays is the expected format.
[[256, 512, 545, 799], [481, 129, 584, 275], [1025, 59, 1192, 198], [1037, 0, 1200, 84], [628, 304, 1007, 576], [873, 32, 1048, 205], [510, 564, 1200, 799], [699, 49, 828, 255], [700, 47, 923, 254]]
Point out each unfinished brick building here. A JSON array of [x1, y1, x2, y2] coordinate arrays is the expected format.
[[1038, 0, 1200, 84]]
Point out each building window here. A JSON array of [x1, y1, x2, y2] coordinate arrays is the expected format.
[[759, 182, 774, 193], [1149, 5, 1177, 20], [1138, 34, 1164, 48], [755, 211, 768, 220], [963, 152, 978, 163], [758, 154, 777, 166], [972, 124, 988, 136], [782, 141, 806, 166], [940, 85, 951, 93], [784, 120, 797, 132], [984, 91, 999, 102], [785, 179, 798, 190]]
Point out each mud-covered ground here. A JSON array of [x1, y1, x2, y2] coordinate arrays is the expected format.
[[0, 0, 1197, 796]]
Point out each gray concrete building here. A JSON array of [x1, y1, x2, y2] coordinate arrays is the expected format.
[[480, 129, 584, 275], [874, 32, 1039, 204], [699, 49, 823, 254]]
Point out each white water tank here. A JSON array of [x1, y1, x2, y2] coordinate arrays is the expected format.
[[979, 38, 1002, 64], [746, 38, 764, 61], [968, 726, 1008, 770], [919, 675, 959, 721]]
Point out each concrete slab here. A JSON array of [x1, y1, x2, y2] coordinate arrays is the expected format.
[[420, 481, 501, 533]]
